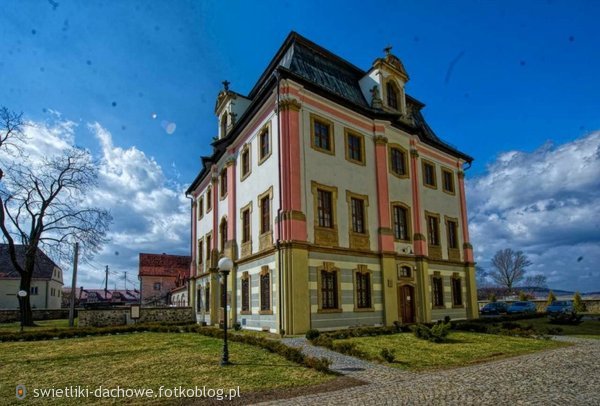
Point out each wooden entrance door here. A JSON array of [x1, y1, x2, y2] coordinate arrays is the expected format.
[[398, 285, 415, 323]]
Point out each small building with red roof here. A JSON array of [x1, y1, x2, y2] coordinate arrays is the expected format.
[[138, 253, 190, 306]]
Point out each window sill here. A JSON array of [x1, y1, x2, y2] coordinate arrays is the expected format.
[[258, 151, 272, 166], [317, 308, 342, 314], [259, 310, 273, 315], [240, 310, 252, 315], [353, 307, 374, 312], [311, 145, 335, 156]]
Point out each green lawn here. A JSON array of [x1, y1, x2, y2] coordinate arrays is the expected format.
[[0, 332, 333, 405], [333, 332, 567, 371]]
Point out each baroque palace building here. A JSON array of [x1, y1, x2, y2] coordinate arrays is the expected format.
[[186, 32, 477, 334]]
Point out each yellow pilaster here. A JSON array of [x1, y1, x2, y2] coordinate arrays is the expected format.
[[381, 255, 397, 326], [281, 246, 310, 335], [416, 258, 431, 322], [465, 264, 479, 319]]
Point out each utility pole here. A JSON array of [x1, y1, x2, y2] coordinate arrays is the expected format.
[[124, 271, 127, 291], [105, 266, 109, 297], [68, 242, 79, 328]]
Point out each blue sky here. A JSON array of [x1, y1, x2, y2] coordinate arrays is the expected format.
[[1, 0, 599, 292]]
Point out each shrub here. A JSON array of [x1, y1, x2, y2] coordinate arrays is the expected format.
[[233, 322, 241, 331], [305, 329, 320, 341], [412, 322, 451, 343], [546, 290, 557, 307], [380, 348, 396, 363], [573, 292, 587, 313], [489, 293, 497, 302], [443, 316, 451, 324]]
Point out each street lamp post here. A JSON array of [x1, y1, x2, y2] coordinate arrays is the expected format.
[[17, 290, 27, 333], [218, 256, 233, 366]]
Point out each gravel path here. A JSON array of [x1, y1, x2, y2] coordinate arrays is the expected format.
[[256, 336, 600, 405]]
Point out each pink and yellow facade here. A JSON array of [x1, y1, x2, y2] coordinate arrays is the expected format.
[[186, 32, 477, 334]]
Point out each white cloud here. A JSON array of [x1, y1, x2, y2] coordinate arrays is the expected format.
[[5, 117, 190, 290], [468, 132, 600, 293]]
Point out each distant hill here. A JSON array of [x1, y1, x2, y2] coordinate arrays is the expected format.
[[478, 286, 599, 300]]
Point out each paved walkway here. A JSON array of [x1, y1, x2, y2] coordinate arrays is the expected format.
[[257, 336, 600, 405]]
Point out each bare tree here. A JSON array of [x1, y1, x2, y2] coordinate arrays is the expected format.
[[489, 248, 532, 293], [0, 147, 112, 325], [522, 274, 548, 295], [0, 107, 26, 180]]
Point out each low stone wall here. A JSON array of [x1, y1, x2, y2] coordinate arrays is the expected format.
[[0, 309, 73, 323], [78, 307, 194, 327], [478, 299, 600, 313]]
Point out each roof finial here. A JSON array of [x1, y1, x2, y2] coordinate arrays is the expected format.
[[384, 45, 392, 56], [222, 80, 230, 91]]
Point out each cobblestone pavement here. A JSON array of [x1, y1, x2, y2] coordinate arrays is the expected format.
[[257, 336, 600, 405]]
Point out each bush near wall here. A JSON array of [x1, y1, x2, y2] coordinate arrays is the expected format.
[[0, 309, 73, 323]]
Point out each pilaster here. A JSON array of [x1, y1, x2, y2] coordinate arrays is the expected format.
[[415, 258, 431, 322]]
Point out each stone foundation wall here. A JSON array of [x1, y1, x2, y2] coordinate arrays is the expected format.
[[78, 307, 194, 327]]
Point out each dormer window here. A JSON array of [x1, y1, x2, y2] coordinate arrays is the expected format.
[[386, 81, 399, 110]]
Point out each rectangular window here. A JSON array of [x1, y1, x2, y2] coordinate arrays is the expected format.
[[356, 272, 371, 309], [393, 205, 409, 240], [259, 128, 270, 161], [220, 220, 228, 251], [447, 219, 458, 249], [241, 277, 250, 312], [432, 276, 444, 307], [242, 209, 251, 243], [206, 187, 212, 211], [153, 282, 161, 291], [442, 169, 455, 194], [241, 148, 250, 177], [260, 196, 270, 233], [321, 271, 338, 310], [390, 148, 407, 176], [317, 189, 333, 228], [423, 161, 436, 187], [351, 197, 365, 233], [452, 277, 463, 306], [205, 286, 210, 311], [260, 273, 270, 311], [346, 131, 363, 163], [198, 240, 203, 265], [313, 119, 332, 152], [198, 197, 204, 219], [206, 235, 212, 264], [220, 170, 227, 198], [427, 215, 440, 246]]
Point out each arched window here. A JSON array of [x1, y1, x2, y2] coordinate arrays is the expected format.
[[221, 112, 229, 137], [386, 81, 398, 110]]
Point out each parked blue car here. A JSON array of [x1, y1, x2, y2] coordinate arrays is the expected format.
[[547, 300, 574, 318], [480, 302, 509, 316], [507, 301, 537, 315]]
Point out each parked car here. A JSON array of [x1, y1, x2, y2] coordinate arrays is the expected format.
[[480, 302, 509, 316], [546, 300, 575, 318], [507, 301, 537, 315]]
